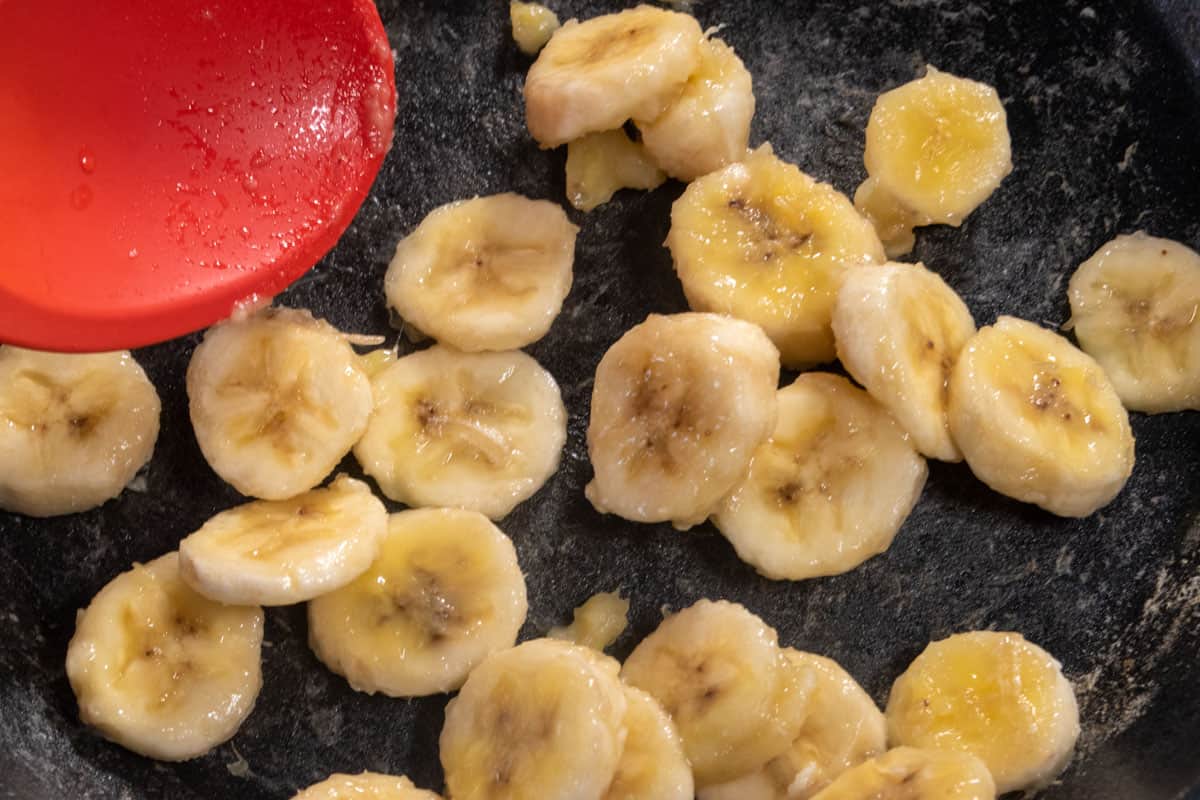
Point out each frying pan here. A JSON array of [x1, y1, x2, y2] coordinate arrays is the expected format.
[[1, 0, 1197, 797]]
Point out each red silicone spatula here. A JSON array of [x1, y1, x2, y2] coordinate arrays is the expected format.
[[0, 0, 396, 352]]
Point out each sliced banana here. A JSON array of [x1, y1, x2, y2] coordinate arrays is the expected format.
[[510, 1, 560, 56], [638, 36, 755, 182], [713, 373, 927, 582], [353, 345, 566, 519], [852, 177, 923, 259], [809, 747, 996, 800], [524, 5, 704, 147], [622, 599, 811, 787], [565, 128, 666, 212], [833, 261, 977, 461], [0, 346, 160, 517], [886, 631, 1080, 795], [292, 772, 443, 800], [701, 650, 887, 800], [856, 66, 1011, 255], [948, 315, 1135, 517], [585, 312, 780, 530], [604, 686, 694, 800], [186, 307, 373, 500], [178, 474, 386, 606], [667, 144, 886, 368], [1067, 231, 1200, 412], [384, 194, 577, 352], [65, 553, 263, 761], [308, 508, 527, 697], [549, 591, 630, 651], [440, 638, 628, 800], [359, 346, 399, 379]]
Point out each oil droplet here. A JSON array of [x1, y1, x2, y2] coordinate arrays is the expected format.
[[249, 149, 271, 169], [70, 184, 94, 210], [128, 248, 140, 259], [79, 149, 97, 174]]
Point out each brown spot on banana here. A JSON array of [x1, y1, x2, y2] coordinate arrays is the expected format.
[[383, 568, 461, 644]]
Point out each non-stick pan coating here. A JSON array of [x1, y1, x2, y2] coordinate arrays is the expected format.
[[1, 1, 1197, 797]]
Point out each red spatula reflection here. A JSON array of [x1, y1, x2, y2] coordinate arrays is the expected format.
[[0, 0, 395, 352]]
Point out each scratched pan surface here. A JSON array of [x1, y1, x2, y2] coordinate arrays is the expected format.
[[1, 0, 1198, 797]]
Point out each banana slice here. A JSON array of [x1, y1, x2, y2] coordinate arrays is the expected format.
[[833, 261, 977, 461], [359, 346, 399, 379], [353, 345, 566, 519], [565, 129, 666, 212], [809, 747, 996, 800], [384, 194, 577, 352], [701, 650, 887, 800], [292, 773, 443, 799], [667, 144, 886, 368], [948, 315, 1135, 517], [585, 312, 780, 530], [852, 177, 923, 259], [440, 638, 628, 800], [637, 36, 755, 182], [65, 553, 263, 761], [1067, 231, 1200, 413], [178, 474, 386, 606], [309, 508, 527, 697], [886, 631, 1080, 794], [510, 2, 560, 56], [524, 5, 704, 147], [622, 599, 812, 787], [0, 346, 160, 517], [713, 373, 927, 582], [187, 307, 373, 500], [604, 686, 694, 800], [856, 66, 1011, 256], [549, 591, 630, 652]]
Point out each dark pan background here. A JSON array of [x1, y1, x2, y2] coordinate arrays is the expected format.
[[2, 0, 1198, 797]]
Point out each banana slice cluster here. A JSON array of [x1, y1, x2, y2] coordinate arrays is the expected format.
[[187, 307, 374, 500], [714, 373, 927, 581], [886, 631, 1080, 794], [69, 498, 529, 758], [292, 772, 443, 800], [622, 600, 811, 787], [1068, 232, 1200, 413], [66, 553, 264, 761], [524, 5, 754, 206], [309, 508, 527, 697], [385, 193, 577, 352], [0, 346, 160, 517], [439, 636, 696, 800], [855, 66, 1012, 257], [354, 345, 566, 519], [700, 650, 887, 800], [668, 144, 886, 369], [586, 312, 780, 530]]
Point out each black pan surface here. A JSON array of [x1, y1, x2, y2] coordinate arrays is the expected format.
[[2, 1, 1198, 797]]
